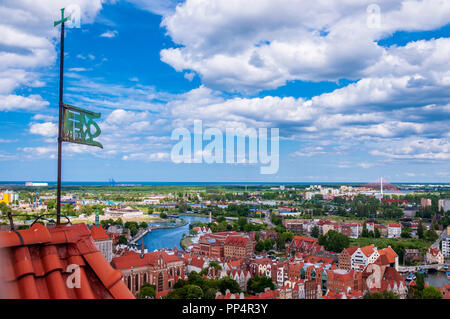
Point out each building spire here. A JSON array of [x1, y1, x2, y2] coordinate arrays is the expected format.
[[95, 208, 99, 227]]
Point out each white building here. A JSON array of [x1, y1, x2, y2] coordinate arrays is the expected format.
[[425, 248, 444, 264], [90, 225, 113, 262], [351, 245, 379, 270], [438, 199, 450, 212], [104, 206, 144, 218], [388, 224, 402, 238], [442, 227, 450, 258]]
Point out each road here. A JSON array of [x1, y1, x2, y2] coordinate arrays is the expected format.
[[431, 229, 445, 249]]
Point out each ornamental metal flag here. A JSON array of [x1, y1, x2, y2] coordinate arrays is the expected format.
[[62, 103, 103, 148]]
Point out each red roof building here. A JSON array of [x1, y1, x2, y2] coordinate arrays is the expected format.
[[224, 235, 254, 261], [112, 250, 185, 296], [0, 223, 134, 299]]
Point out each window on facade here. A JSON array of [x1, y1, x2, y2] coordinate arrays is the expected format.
[[134, 274, 139, 292]]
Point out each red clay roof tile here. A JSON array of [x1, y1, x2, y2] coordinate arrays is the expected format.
[[0, 223, 134, 299]]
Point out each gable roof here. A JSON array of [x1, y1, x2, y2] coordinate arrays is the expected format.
[[378, 246, 398, 263], [342, 246, 359, 256], [90, 225, 110, 241], [360, 244, 377, 257], [0, 223, 134, 299]]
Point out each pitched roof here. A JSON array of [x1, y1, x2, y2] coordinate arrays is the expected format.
[[112, 250, 183, 270], [0, 223, 134, 299], [342, 246, 359, 256], [189, 257, 205, 269], [225, 236, 249, 247], [378, 246, 398, 264], [90, 225, 110, 241], [360, 244, 377, 257]]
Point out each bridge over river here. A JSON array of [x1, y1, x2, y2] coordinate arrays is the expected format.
[[397, 264, 445, 273]]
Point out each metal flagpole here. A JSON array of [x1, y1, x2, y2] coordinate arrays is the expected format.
[[53, 9, 103, 225], [55, 8, 69, 225]]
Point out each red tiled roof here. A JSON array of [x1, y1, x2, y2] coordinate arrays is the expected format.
[[343, 246, 359, 256], [379, 246, 398, 264], [225, 236, 249, 247], [189, 257, 205, 269], [90, 225, 110, 241], [112, 250, 183, 270], [293, 236, 317, 243], [360, 244, 376, 257], [0, 223, 134, 299]]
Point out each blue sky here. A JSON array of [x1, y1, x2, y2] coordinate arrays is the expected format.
[[0, 0, 449, 183]]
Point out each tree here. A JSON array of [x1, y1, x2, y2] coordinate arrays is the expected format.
[[361, 223, 369, 238], [364, 290, 399, 299], [139, 221, 148, 229], [219, 277, 241, 294], [79, 205, 93, 217], [185, 284, 204, 299], [401, 228, 412, 238], [375, 228, 381, 238], [425, 229, 438, 242], [264, 238, 275, 251], [311, 226, 319, 238], [247, 275, 275, 294], [417, 221, 424, 239], [238, 216, 247, 231], [318, 230, 349, 253], [255, 240, 265, 252], [160, 212, 168, 219], [0, 202, 11, 217], [118, 235, 127, 244], [204, 288, 218, 299], [421, 286, 442, 299], [138, 283, 156, 299]]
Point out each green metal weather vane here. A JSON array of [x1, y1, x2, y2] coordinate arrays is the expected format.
[[54, 8, 71, 27]]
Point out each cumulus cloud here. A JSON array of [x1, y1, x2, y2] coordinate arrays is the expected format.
[[29, 122, 57, 137], [160, 0, 450, 92], [0, 94, 49, 111], [0, 0, 104, 111]]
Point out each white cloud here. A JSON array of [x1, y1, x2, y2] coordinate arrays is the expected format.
[[32, 114, 57, 121], [0, 94, 49, 111], [29, 122, 57, 137], [160, 0, 450, 92], [0, 0, 104, 112], [100, 30, 118, 38], [122, 152, 170, 162], [370, 138, 450, 160]]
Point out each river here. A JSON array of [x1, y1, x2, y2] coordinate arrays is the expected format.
[[425, 270, 449, 288], [137, 215, 210, 252]]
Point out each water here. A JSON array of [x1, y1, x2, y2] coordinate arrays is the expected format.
[[425, 271, 449, 288], [137, 216, 209, 252]]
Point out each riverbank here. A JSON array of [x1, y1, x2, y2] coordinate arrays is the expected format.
[[175, 212, 211, 218], [180, 236, 193, 250]]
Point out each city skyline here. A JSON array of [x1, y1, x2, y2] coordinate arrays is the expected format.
[[0, 1, 449, 183]]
